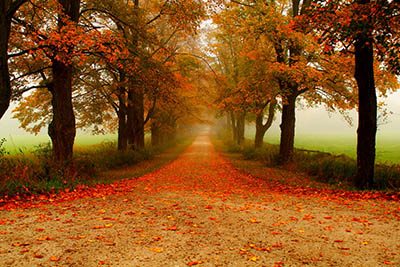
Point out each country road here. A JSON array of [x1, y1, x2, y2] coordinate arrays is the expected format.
[[1, 133, 399, 266]]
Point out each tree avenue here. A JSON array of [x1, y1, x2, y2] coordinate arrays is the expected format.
[[0, 0, 398, 189]]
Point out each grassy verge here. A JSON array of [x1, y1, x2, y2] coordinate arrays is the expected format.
[[0, 137, 193, 199], [213, 137, 400, 191]]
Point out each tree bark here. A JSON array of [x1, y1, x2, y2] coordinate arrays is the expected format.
[[117, 71, 128, 151], [151, 122, 160, 147], [354, 37, 376, 189], [230, 111, 237, 142], [0, 0, 27, 119], [48, 0, 80, 163], [127, 85, 145, 150], [279, 93, 296, 164], [237, 112, 245, 146], [255, 100, 276, 148]]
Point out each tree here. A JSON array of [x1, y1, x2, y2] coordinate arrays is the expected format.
[[0, 0, 27, 119], [300, 0, 400, 188]]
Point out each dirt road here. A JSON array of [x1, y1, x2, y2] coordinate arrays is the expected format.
[[1, 134, 399, 266]]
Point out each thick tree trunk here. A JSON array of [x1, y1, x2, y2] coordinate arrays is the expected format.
[[117, 72, 128, 151], [254, 116, 265, 148], [237, 112, 245, 146], [127, 86, 145, 150], [0, 12, 11, 119], [0, 0, 28, 119], [354, 37, 376, 189], [279, 93, 296, 164], [48, 61, 76, 162], [117, 106, 128, 151], [48, 0, 80, 163], [255, 100, 276, 148]]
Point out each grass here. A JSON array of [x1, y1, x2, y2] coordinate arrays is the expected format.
[[245, 128, 400, 164], [0, 136, 193, 199], [215, 136, 400, 191]]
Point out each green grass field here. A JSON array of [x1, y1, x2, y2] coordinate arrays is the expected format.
[[0, 134, 118, 154], [2, 130, 400, 164], [245, 129, 400, 164]]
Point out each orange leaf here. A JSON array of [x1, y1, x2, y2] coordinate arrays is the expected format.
[[50, 256, 60, 262]]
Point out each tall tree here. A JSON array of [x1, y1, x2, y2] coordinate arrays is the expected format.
[[300, 0, 400, 188], [48, 0, 81, 162]]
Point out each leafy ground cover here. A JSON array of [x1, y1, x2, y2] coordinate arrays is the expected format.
[[215, 138, 400, 191], [0, 134, 399, 266], [0, 138, 192, 199]]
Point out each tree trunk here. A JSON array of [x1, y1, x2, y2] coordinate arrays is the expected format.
[[354, 37, 376, 189], [117, 72, 128, 151], [48, 0, 80, 163], [0, 12, 11, 120], [254, 115, 264, 148], [237, 112, 245, 146], [48, 61, 76, 163], [279, 93, 296, 164], [255, 100, 276, 148], [230, 111, 237, 142], [127, 86, 145, 150], [117, 106, 127, 151], [0, 0, 28, 119], [151, 122, 160, 147]]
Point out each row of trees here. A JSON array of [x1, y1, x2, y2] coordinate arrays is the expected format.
[[1, 0, 209, 162], [209, 0, 399, 189]]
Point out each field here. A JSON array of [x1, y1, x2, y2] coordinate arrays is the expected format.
[[0, 134, 118, 154], [245, 128, 400, 164], [1, 130, 400, 164]]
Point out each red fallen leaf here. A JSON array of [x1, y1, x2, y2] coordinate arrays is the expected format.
[[312, 258, 319, 261], [105, 242, 116, 246], [324, 216, 332, 219], [256, 247, 271, 252], [338, 247, 350, 250], [271, 232, 281, 235], [209, 217, 216, 220], [334, 240, 344, 243], [124, 211, 135, 215], [96, 236, 105, 240], [102, 217, 113, 220], [187, 261, 202, 266], [164, 225, 179, 231], [20, 248, 30, 253], [34, 254, 44, 259], [12, 242, 29, 247], [204, 205, 213, 209], [384, 260, 394, 265], [345, 229, 351, 232], [272, 243, 282, 248], [36, 228, 45, 232], [99, 261, 105, 265], [92, 226, 105, 229], [153, 236, 162, 241], [50, 256, 60, 261]]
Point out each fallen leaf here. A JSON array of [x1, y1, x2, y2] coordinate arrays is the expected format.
[[249, 256, 260, 262], [50, 256, 60, 262], [149, 248, 163, 253], [12, 242, 29, 247]]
